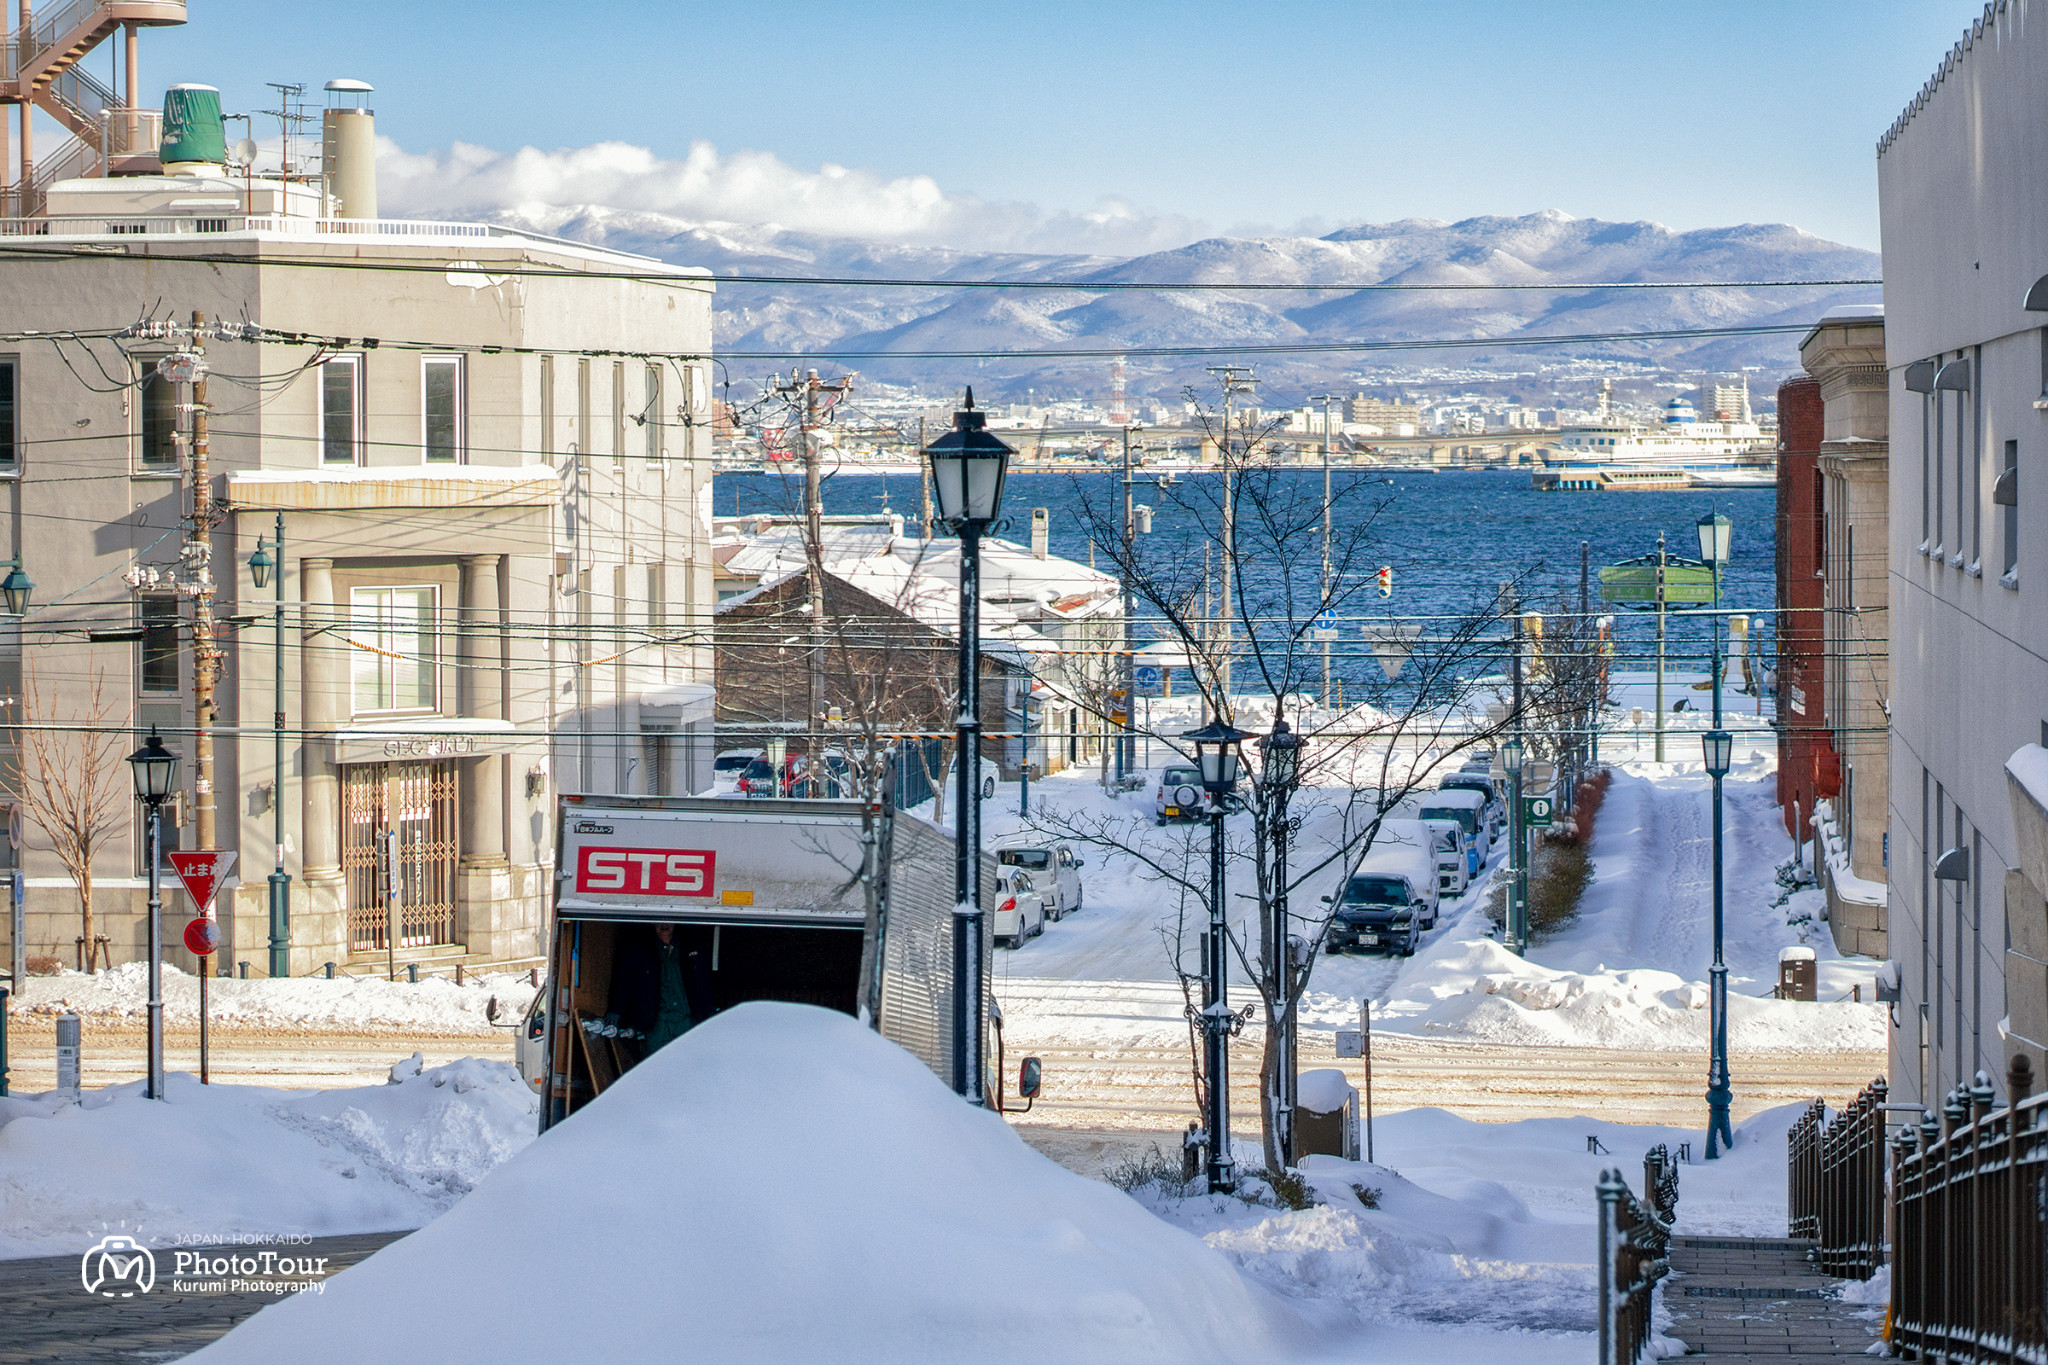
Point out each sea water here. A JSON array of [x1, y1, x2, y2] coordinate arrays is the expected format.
[[714, 466, 1776, 695]]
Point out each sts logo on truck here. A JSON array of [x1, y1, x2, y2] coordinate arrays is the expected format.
[[575, 847, 716, 897]]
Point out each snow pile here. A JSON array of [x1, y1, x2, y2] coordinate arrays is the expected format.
[[1339, 927, 1886, 1053], [0, 1058, 537, 1258], [1120, 1101, 1809, 1357], [188, 1003, 1297, 1365], [8, 962, 539, 1035]]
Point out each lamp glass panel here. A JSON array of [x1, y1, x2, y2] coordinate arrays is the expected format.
[[964, 453, 1006, 522], [1697, 514, 1732, 565], [1198, 746, 1223, 787], [929, 455, 967, 524], [1216, 747, 1240, 788]]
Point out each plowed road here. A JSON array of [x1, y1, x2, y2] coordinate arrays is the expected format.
[[2, 1019, 1881, 1134]]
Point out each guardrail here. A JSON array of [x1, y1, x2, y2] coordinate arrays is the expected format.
[[1596, 1144, 1678, 1365], [1787, 1076, 1888, 1278], [1892, 1056, 2045, 1364]]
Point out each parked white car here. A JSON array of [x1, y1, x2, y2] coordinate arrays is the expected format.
[[993, 865, 1049, 947], [1372, 820, 1451, 926], [1406, 787, 1492, 875], [1437, 770, 1506, 842], [996, 838, 1085, 919], [708, 748, 762, 796], [1384, 818, 1466, 900], [944, 753, 1002, 802], [1153, 763, 1208, 824]]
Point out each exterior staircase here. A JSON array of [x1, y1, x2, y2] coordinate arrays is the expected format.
[[1, 0, 185, 216]]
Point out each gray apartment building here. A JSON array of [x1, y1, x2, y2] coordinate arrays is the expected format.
[[0, 86, 714, 977], [1877, 0, 2048, 1107]]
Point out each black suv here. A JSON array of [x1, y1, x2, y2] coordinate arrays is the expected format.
[[1323, 871, 1424, 956]]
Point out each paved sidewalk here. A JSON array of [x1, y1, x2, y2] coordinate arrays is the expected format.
[[0, 1231, 405, 1364], [1665, 1234, 1883, 1362]]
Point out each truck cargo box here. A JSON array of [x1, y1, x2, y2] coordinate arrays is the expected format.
[[537, 794, 990, 1130]]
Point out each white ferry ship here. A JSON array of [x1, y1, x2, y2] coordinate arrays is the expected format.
[[1532, 393, 1775, 491]]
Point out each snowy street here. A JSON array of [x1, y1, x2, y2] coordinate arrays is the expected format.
[[0, 683, 1891, 1361]]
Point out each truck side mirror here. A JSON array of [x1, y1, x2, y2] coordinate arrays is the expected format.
[[1019, 1056, 1043, 1100]]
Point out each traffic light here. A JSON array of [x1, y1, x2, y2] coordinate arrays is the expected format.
[[1376, 566, 1392, 597]]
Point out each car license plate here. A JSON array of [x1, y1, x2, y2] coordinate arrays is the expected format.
[[1361, 933, 1379, 945], [1165, 807, 1180, 816]]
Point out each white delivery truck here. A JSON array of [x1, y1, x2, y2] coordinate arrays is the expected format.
[[523, 794, 997, 1132]]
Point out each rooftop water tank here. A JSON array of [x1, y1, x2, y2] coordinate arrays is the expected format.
[[322, 79, 377, 220], [160, 84, 225, 175]]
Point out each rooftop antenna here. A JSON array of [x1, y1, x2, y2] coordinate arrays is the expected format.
[[262, 82, 311, 176]]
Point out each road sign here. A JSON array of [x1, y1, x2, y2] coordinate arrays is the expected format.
[[1522, 795, 1555, 829], [182, 916, 219, 957], [1133, 664, 1165, 697], [1364, 623, 1422, 678], [166, 849, 238, 911], [1599, 557, 1716, 608], [6, 803, 20, 851]]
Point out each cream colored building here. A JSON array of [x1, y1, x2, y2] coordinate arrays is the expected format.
[[0, 170, 714, 978], [1878, 2, 2048, 1106], [1797, 307, 1889, 958]]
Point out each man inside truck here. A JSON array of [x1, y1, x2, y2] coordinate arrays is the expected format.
[[611, 924, 714, 1055]]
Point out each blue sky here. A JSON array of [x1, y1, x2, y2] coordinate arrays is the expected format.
[[119, 0, 1990, 252]]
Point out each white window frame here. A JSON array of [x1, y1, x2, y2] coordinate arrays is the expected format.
[[320, 354, 365, 465], [348, 585, 440, 716], [421, 354, 466, 464]]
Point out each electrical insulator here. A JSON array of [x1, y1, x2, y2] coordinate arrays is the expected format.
[[1376, 566, 1392, 597]]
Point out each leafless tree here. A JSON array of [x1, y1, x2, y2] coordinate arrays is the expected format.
[[14, 665, 130, 970], [1026, 373, 1522, 1173]]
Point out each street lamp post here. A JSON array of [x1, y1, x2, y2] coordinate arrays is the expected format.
[[1185, 717, 1253, 1192], [1258, 717, 1303, 1164], [1697, 509, 1734, 1157], [925, 389, 1013, 1106], [1502, 733, 1526, 954], [127, 728, 180, 1100], [248, 513, 291, 978]]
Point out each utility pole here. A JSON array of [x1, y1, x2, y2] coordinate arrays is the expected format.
[[1311, 394, 1340, 704], [1507, 590, 1527, 955], [1206, 366, 1258, 712], [775, 369, 853, 796], [1654, 532, 1668, 763], [916, 416, 931, 539], [187, 311, 218, 862], [1118, 425, 1138, 785]]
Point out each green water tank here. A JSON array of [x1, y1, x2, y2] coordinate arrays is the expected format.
[[161, 84, 226, 172]]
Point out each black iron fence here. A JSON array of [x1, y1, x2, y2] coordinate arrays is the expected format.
[[1786, 1076, 1888, 1279], [1597, 1144, 1679, 1365], [1892, 1055, 2046, 1363]]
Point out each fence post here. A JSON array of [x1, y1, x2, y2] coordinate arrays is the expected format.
[[1597, 1168, 1621, 1365]]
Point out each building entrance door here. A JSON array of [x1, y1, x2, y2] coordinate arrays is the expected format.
[[341, 760, 460, 953]]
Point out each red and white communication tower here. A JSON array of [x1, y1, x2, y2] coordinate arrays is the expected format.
[[1108, 354, 1131, 425]]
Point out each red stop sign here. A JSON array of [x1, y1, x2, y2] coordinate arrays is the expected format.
[[183, 917, 219, 957]]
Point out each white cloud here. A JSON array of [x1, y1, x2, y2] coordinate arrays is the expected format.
[[374, 137, 1205, 257]]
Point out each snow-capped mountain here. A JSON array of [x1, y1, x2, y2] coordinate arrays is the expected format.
[[498, 206, 1880, 399]]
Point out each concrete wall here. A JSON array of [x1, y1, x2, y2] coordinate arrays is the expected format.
[[1879, 0, 2048, 1106]]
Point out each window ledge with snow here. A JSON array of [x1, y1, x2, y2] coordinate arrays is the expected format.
[[1813, 799, 1886, 907]]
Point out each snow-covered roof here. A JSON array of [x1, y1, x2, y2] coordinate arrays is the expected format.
[[724, 523, 904, 578]]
